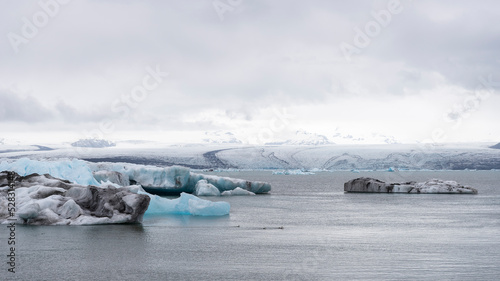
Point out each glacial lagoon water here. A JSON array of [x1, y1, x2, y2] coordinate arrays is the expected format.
[[3, 170, 500, 280]]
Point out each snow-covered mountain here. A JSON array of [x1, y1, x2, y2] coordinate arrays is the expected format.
[[71, 138, 116, 148], [267, 130, 332, 146], [491, 143, 500, 149], [202, 131, 242, 144], [330, 131, 400, 145]]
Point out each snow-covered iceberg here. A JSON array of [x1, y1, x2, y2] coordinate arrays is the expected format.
[[344, 177, 478, 194]]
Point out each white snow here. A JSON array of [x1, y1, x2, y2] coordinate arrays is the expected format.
[[202, 131, 243, 144], [267, 130, 332, 146]]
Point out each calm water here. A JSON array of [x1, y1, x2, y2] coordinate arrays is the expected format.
[[2, 170, 500, 280]]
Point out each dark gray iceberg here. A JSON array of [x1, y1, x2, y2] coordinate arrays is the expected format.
[[0, 171, 150, 225], [344, 177, 478, 194]]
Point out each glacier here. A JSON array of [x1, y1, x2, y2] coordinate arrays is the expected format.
[[0, 158, 270, 223]]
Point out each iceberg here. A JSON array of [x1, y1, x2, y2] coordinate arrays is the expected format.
[[0, 158, 99, 186], [0, 158, 249, 221], [0, 171, 150, 225], [194, 180, 221, 196], [89, 161, 271, 195], [144, 192, 229, 216], [0, 158, 271, 195], [344, 177, 478, 194], [221, 187, 255, 196], [272, 169, 314, 175]]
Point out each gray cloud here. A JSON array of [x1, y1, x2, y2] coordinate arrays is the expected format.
[[0, 0, 499, 141], [0, 91, 53, 122], [0, 90, 112, 124]]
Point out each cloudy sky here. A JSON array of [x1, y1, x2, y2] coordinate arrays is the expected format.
[[1, 0, 499, 144]]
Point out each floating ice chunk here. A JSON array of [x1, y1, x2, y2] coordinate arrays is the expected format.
[[143, 192, 229, 216], [194, 180, 220, 196], [90, 162, 191, 190], [190, 173, 271, 194], [272, 169, 314, 175], [344, 177, 478, 194], [187, 196, 230, 216], [0, 159, 271, 196], [1, 172, 150, 225], [221, 187, 255, 196], [90, 162, 271, 194]]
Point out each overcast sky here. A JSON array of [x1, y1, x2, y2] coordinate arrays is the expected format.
[[1, 0, 499, 144]]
